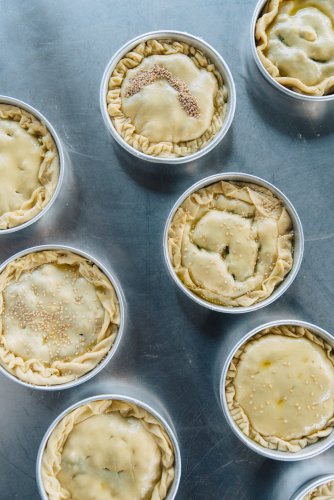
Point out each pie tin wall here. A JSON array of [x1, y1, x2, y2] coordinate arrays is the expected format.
[[0, 1, 334, 499]]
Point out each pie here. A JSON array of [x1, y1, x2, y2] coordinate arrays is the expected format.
[[0, 250, 120, 386], [41, 399, 175, 500], [107, 38, 227, 158], [225, 325, 334, 452], [168, 180, 294, 307], [256, 0, 334, 96], [0, 103, 60, 229], [303, 479, 334, 499]]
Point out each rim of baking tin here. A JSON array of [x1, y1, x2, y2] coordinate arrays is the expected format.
[[220, 320, 334, 461], [290, 474, 334, 500], [0, 95, 65, 234], [36, 393, 181, 500], [100, 30, 236, 165], [250, 0, 334, 102], [0, 245, 125, 391], [163, 172, 304, 314]]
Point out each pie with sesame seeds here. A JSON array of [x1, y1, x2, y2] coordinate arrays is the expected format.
[[255, 0, 334, 96], [0, 103, 59, 229], [107, 39, 227, 158], [41, 399, 175, 500], [225, 325, 334, 452], [168, 180, 293, 308], [0, 250, 120, 386], [303, 479, 334, 499]]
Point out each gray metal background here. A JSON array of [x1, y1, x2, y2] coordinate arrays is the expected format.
[[0, 0, 334, 499]]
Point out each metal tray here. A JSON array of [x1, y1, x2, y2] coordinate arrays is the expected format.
[[0, 1, 334, 499]]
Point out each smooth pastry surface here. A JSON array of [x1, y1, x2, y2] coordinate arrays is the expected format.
[[303, 479, 334, 499], [107, 39, 227, 157], [0, 104, 59, 229], [41, 400, 175, 500], [0, 250, 120, 385], [168, 180, 293, 307], [256, 0, 334, 95], [226, 325, 334, 452]]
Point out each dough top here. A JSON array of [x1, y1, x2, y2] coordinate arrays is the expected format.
[[303, 479, 334, 499], [256, 0, 334, 95], [168, 180, 293, 308], [0, 104, 59, 229]]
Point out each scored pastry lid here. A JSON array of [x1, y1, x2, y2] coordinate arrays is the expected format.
[[290, 474, 334, 500]]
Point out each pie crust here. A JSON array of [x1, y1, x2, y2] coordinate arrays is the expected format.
[[225, 325, 334, 452], [41, 399, 175, 500], [107, 38, 227, 158], [303, 480, 334, 499], [0, 103, 60, 229], [168, 180, 293, 307], [0, 250, 120, 386]]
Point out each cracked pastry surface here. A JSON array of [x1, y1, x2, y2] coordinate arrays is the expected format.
[[0, 103, 60, 229], [107, 38, 227, 158], [41, 399, 175, 500], [225, 325, 334, 452], [0, 250, 120, 386], [303, 479, 334, 499], [168, 180, 293, 308], [256, 0, 334, 95]]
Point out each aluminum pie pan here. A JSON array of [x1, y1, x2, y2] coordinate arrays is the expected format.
[[36, 393, 181, 500], [163, 172, 304, 314], [0, 244, 126, 391], [0, 95, 65, 234], [290, 474, 334, 500], [220, 320, 334, 461], [250, 0, 334, 102], [100, 30, 236, 165]]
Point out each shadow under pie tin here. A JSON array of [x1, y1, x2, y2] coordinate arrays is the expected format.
[[250, 0, 334, 102], [36, 393, 181, 500], [163, 172, 304, 313], [290, 474, 334, 500], [100, 30, 236, 165], [0, 95, 65, 234], [0, 245, 126, 391], [220, 320, 334, 461]]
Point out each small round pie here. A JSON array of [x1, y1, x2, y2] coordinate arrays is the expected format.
[[107, 38, 227, 158], [302, 479, 334, 499], [0, 249, 120, 386], [225, 325, 334, 452], [255, 0, 334, 96], [0, 103, 60, 229], [167, 179, 294, 308], [41, 399, 175, 500]]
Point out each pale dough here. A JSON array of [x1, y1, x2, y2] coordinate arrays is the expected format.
[[303, 480, 334, 499]]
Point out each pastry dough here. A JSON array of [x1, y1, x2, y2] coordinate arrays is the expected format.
[[0, 250, 120, 386], [225, 325, 334, 452], [107, 39, 227, 157], [303, 480, 334, 499], [256, 0, 334, 95], [0, 104, 59, 229], [41, 399, 175, 500], [168, 180, 293, 307]]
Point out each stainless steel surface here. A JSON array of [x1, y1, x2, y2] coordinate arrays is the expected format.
[[163, 173, 304, 313], [100, 30, 236, 164], [0, 95, 65, 234], [290, 474, 334, 500], [0, 0, 334, 499], [36, 393, 181, 500], [220, 320, 334, 461], [0, 245, 126, 391]]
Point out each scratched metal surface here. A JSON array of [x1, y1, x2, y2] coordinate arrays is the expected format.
[[0, 1, 334, 499]]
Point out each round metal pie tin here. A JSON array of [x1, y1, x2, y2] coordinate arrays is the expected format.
[[250, 0, 334, 102], [36, 393, 181, 500], [290, 474, 334, 500], [163, 172, 304, 314], [0, 95, 65, 234], [0, 245, 126, 391], [100, 30, 236, 164], [220, 320, 334, 461]]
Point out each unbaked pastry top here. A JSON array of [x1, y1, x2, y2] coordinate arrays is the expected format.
[[168, 180, 293, 307], [0, 250, 120, 386], [303, 479, 334, 499], [256, 0, 334, 95], [0, 104, 59, 229], [41, 400, 175, 500]]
